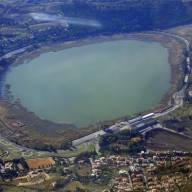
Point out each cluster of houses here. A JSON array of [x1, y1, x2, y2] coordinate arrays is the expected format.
[[113, 166, 192, 192], [0, 150, 192, 190], [0, 157, 55, 181], [91, 151, 192, 192], [17, 171, 50, 187], [145, 163, 192, 192], [91, 156, 130, 178], [113, 170, 132, 192]]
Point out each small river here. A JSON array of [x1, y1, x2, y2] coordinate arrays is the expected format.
[[5, 40, 171, 127]]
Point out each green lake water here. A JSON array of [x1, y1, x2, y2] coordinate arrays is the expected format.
[[5, 40, 171, 127]]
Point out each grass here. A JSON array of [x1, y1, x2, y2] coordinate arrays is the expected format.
[[146, 129, 192, 151], [160, 104, 192, 120], [159, 104, 192, 135], [84, 183, 110, 192], [0, 139, 95, 161], [0, 184, 36, 192], [0, 147, 4, 154], [57, 143, 95, 158], [64, 181, 110, 192], [181, 179, 192, 192], [76, 165, 91, 177], [64, 181, 85, 191]]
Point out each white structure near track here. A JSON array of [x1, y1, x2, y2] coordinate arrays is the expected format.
[[72, 130, 106, 146]]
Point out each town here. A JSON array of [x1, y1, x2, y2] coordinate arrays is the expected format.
[[1, 150, 192, 191]]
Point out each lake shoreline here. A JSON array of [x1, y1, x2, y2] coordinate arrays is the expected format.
[[0, 32, 186, 149]]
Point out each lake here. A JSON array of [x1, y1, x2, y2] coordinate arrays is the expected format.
[[5, 40, 171, 127]]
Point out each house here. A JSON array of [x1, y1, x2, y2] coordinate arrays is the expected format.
[[26, 157, 55, 170]]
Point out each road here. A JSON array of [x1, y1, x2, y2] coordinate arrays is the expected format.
[[0, 46, 32, 61], [150, 30, 191, 118], [150, 30, 190, 52], [140, 123, 192, 140], [72, 130, 106, 146]]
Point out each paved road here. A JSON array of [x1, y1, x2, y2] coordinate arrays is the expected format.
[[140, 123, 192, 140], [72, 130, 106, 146], [150, 30, 191, 118], [150, 30, 190, 52], [0, 46, 32, 60]]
